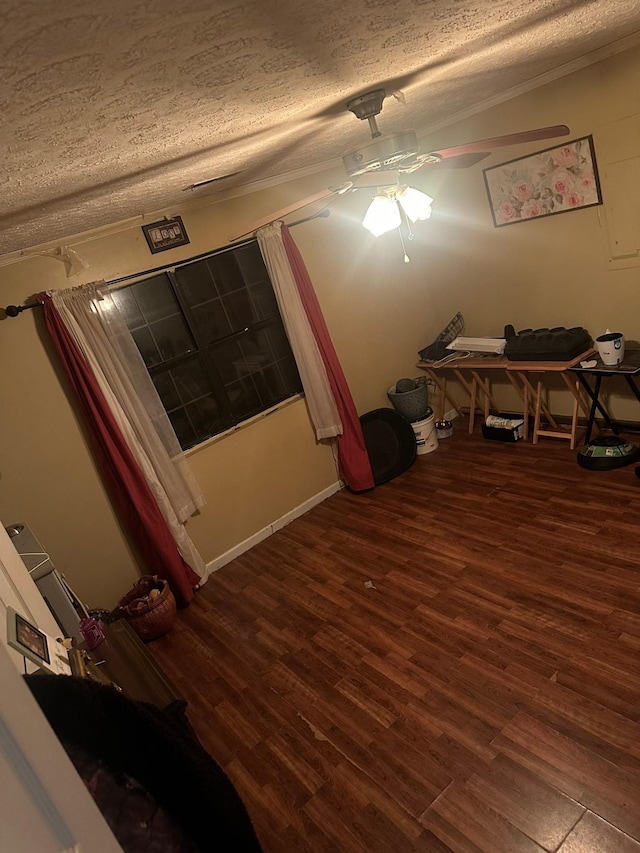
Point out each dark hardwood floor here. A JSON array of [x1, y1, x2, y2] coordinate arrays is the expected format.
[[152, 427, 640, 852]]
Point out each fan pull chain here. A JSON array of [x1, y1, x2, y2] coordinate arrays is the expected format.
[[398, 226, 410, 264], [397, 202, 412, 263]]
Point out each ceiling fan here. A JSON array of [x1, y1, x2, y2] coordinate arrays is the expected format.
[[230, 88, 569, 241]]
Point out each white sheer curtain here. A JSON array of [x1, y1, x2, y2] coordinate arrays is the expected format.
[[50, 282, 208, 582], [257, 223, 342, 439]]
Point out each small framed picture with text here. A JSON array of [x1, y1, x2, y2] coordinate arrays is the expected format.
[[142, 216, 190, 253]]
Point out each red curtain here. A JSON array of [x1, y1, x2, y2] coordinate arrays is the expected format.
[[281, 227, 374, 492], [39, 293, 198, 606]]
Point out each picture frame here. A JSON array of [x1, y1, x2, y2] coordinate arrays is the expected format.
[[483, 135, 602, 227], [142, 216, 190, 253], [6, 607, 71, 674]]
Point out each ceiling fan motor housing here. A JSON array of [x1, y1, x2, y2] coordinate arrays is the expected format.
[[342, 130, 419, 176], [346, 89, 386, 121]]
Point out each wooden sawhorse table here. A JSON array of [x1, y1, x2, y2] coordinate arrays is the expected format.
[[416, 355, 509, 434], [505, 351, 595, 449], [417, 350, 595, 447]]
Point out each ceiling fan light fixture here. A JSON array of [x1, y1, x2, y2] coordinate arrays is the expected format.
[[362, 192, 401, 237], [396, 185, 434, 222], [362, 185, 434, 237]]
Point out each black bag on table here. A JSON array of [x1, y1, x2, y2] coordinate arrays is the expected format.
[[504, 326, 592, 361]]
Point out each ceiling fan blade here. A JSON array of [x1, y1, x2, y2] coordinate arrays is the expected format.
[[402, 151, 491, 173], [228, 120, 325, 188], [431, 152, 492, 169], [228, 169, 406, 240], [429, 125, 570, 160], [309, 3, 590, 125], [184, 171, 243, 191], [228, 184, 352, 242]]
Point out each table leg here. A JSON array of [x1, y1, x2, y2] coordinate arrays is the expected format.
[[516, 372, 559, 430], [533, 379, 543, 444], [559, 372, 592, 448], [453, 368, 485, 432], [506, 372, 532, 440], [576, 374, 617, 444], [469, 375, 477, 434], [560, 373, 589, 426], [424, 370, 463, 419], [585, 375, 602, 444], [470, 370, 497, 421], [569, 380, 580, 450], [624, 375, 640, 406]]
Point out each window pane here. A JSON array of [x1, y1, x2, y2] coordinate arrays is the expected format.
[[149, 315, 195, 362], [112, 287, 144, 328], [153, 360, 228, 449], [134, 275, 182, 323], [167, 408, 197, 450], [261, 324, 297, 360], [119, 275, 195, 367], [248, 280, 279, 321], [152, 371, 182, 411], [212, 336, 266, 385], [225, 377, 263, 421], [207, 252, 242, 296], [222, 289, 255, 332], [184, 397, 226, 445], [252, 361, 301, 404], [131, 327, 162, 368], [170, 360, 212, 404], [277, 355, 302, 390], [210, 324, 302, 416], [235, 244, 269, 284], [174, 244, 278, 344], [174, 261, 217, 306], [190, 298, 232, 346]]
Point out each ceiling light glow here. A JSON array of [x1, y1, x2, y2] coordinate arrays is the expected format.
[[362, 185, 433, 237], [362, 193, 401, 236]]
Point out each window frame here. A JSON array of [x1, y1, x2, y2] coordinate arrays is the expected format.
[[109, 240, 303, 450]]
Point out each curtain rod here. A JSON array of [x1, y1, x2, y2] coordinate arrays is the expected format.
[[109, 208, 330, 285], [2, 301, 38, 318], [1, 208, 330, 316]]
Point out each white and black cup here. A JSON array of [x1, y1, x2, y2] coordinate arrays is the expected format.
[[595, 331, 625, 366]]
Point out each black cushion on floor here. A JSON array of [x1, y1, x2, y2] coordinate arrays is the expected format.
[[359, 407, 417, 485], [25, 674, 263, 852]]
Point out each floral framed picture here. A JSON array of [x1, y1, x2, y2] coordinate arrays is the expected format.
[[483, 135, 602, 227]]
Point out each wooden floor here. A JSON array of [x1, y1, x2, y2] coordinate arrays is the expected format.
[[152, 427, 640, 852]]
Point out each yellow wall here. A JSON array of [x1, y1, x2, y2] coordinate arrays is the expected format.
[[0, 169, 437, 606], [0, 46, 638, 607], [406, 46, 640, 417]]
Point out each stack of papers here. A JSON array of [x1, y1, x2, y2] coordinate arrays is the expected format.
[[446, 336, 506, 354]]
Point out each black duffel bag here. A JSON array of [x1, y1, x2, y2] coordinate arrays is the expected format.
[[504, 326, 592, 361]]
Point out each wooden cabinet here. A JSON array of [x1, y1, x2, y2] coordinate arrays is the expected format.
[[83, 618, 187, 715]]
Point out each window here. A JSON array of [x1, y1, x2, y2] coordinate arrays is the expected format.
[[112, 241, 303, 450]]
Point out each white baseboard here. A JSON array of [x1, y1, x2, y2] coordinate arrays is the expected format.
[[200, 481, 343, 582]]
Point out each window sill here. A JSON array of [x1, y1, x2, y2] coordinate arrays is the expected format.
[[184, 394, 304, 457]]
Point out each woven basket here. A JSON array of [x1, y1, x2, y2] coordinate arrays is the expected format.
[[117, 575, 176, 642]]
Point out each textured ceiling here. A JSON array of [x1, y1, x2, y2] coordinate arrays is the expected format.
[[2, 0, 640, 255]]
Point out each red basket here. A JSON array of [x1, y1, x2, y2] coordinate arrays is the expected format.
[[117, 575, 176, 642]]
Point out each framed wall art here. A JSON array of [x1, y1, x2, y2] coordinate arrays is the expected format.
[[142, 216, 190, 253], [483, 135, 602, 227], [6, 607, 71, 675]]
